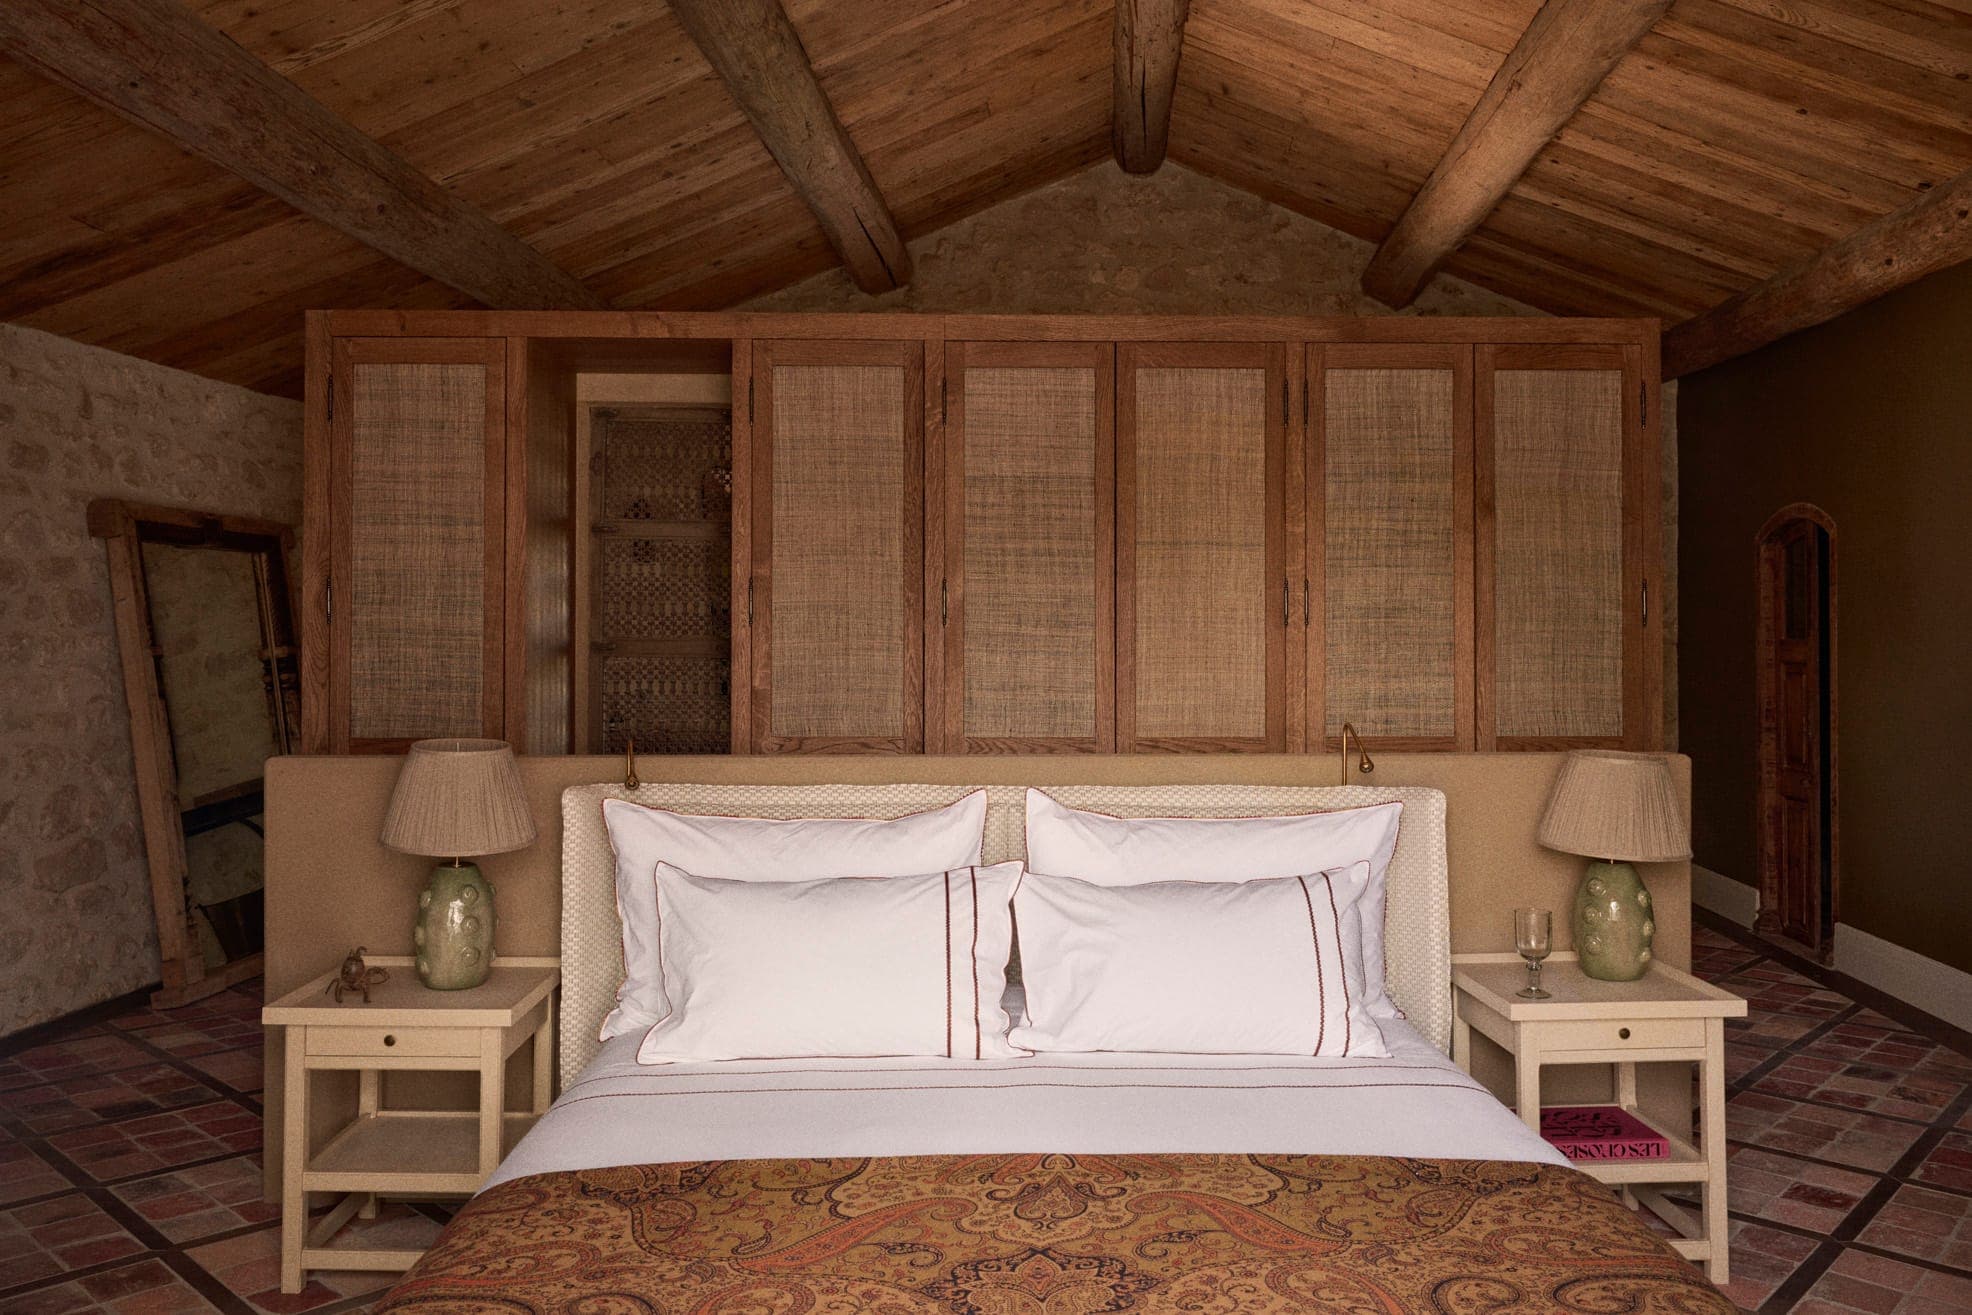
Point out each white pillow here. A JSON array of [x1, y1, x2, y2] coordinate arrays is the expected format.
[[639, 862, 1024, 1063], [1023, 790, 1405, 1017], [600, 792, 987, 1039], [1009, 864, 1388, 1057]]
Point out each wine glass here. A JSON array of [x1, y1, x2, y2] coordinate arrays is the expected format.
[[1514, 908, 1553, 1000]]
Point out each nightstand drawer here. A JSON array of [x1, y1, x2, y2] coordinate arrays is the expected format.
[[1536, 1018, 1705, 1053], [308, 1026, 480, 1058]]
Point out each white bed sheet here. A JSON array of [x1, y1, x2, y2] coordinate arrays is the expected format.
[[487, 1016, 1565, 1191]]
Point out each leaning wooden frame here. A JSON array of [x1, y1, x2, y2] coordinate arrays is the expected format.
[[88, 498, 300, 1007]]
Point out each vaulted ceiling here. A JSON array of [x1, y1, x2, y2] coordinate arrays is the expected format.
[[1, 0, 1967, 398]]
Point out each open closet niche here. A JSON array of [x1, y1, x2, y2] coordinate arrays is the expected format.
[[573, 373, 734, 755]]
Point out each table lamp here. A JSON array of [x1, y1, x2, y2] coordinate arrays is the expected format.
[[1536, 750, 1691, 982], [380, 739, 536, 990]]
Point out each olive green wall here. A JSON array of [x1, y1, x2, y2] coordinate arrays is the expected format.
[[1678, 258, 1972, 974]]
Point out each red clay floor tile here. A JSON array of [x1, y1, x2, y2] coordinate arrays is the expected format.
[[110, 1153, 279, 1244], [0, 1193, 146, 1290], [0, 1036, 157, 1094], [0, 1063, 217, 1135], [0, 1125, 71, 1206], [46, 1101, 262, 1184]]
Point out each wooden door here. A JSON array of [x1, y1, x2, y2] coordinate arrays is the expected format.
[[936, 342, 1114, 753], [1306, 344, 1474, 751], [1759, 515, 1833, 951], [1476, 344, 1658, 750], [747, 340, 924, 753], [325, 337, 506, 753], [1117, 342, 1286, 752]]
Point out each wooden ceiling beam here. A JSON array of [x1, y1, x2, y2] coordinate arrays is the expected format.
[[0, 0, 605, 311], [1664, 166, 1972, 378], [666, 0, 911, 294], [1113, 0, 1192, 175], [1360, 0, 1672, 310]]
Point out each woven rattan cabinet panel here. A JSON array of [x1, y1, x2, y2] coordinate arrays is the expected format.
[[749, 341, 924, 752], [1118, 343, 1286, 752], [1477, 344, 1652, 749], [1308, 345, 1474, 751], [327, 338, 505, 753], [939, 343, 1114, 752]]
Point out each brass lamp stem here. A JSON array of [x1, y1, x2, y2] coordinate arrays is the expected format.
[[1338, 722, 1376, 786]]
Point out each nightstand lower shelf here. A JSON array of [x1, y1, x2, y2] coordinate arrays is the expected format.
[[1542, 1104, 1708, 1185], [306, 1111, 540, 1194]]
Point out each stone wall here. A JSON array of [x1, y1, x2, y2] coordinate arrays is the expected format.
[[750, 162, 1536, 317], [0, 323, 301, 1036]]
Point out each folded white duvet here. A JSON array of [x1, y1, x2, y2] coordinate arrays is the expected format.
[[486, 1015, 1564, 1191]]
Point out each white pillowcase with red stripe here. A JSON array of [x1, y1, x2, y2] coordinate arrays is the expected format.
[[637, 861, 1024, 1064], [1009, 863, 1389, 1058], [599, 792, 987, 1041], [1023, 789, 1407, 1023]]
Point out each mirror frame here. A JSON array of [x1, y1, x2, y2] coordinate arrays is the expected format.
[[88, 499, 299, 1007]]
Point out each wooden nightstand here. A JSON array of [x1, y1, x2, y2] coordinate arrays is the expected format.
[[263, 957, 559, 1294], [1452, 952, 1746, 1282]]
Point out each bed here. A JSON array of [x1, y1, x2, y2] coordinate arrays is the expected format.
[[374, 782, 1733, 1314]]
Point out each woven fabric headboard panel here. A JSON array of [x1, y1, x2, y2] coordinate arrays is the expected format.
[[559, 782, 1450, 1084]]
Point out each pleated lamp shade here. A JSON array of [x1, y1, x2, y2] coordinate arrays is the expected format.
[[1537, 750, 1691, 863], [380, 739, 537, 859]]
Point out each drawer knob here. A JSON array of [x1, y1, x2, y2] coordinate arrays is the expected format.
[[1618, 1027, 1631, 1040], [384, 1034, 397, 1047]]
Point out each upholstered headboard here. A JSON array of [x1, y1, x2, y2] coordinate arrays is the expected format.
[[559, 782, 1451, 1084]]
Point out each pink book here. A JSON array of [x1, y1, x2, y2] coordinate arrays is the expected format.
[[1540, 1105, 1669, 1161]]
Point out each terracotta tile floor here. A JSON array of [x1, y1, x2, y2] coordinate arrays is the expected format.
[[1, 918, 1968, 1314], [0, 982, 448, 1315]]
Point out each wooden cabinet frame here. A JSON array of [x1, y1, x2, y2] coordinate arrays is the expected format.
[[745, 338, 925, 753], [301, 313, 1662, 759], [1304, 342, 1476, 752], [934, 341, 1116, 753], [1116, 341, 1288, 753]]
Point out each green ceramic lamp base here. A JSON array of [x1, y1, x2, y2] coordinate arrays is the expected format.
[[1572, 859, 1655, 982], [413, 862, 496, 990]]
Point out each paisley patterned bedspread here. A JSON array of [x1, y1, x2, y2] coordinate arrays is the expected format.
[[376, 1154, 1735, 1314]]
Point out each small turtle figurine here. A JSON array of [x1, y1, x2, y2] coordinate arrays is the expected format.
[[326, 947, 390, 1004]]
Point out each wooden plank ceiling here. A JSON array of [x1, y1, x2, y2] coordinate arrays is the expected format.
[[1, 0, 1967, 397]]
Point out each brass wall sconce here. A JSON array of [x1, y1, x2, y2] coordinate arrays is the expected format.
[[1339, 722, 1375, 786]]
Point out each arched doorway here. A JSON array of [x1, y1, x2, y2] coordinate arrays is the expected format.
[[1754, 505, 1838, 961]]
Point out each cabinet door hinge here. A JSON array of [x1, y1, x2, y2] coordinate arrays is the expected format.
[[1639, 380, 1648, 425], [1641, 578, 1650, 628], [941, 378, 948, 424], [323, 579, 333, 624], [940, 578, 949, 625], [748, 374, 755, 416], [747, 578, 755, 627], [325, 374, 334, 423], [1303, 576, 1311, 626]]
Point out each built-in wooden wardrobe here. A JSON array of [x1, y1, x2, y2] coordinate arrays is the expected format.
[[299, 312, 1661, 757]]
